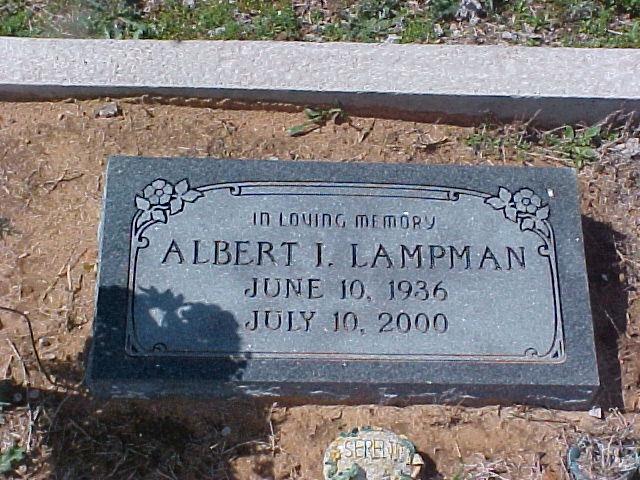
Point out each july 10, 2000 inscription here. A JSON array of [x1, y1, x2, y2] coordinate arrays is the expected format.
[[88, 158, 599, 408]]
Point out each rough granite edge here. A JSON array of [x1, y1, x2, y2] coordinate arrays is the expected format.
[[1, 38, 639, 126]]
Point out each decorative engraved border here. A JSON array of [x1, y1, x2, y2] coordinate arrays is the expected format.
[[125, 181, 565, 364]]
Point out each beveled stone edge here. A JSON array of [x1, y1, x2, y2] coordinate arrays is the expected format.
[[1, 37, 639, 127]]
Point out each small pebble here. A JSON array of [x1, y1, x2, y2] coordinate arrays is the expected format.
[[95, 102, 121, 119], [588, 406, 603, 418], [384, 34, 401, 44]]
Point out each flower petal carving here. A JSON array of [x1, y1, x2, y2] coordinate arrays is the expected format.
[[486, 196, 506, 210], [170, 197, 184, 215], [536, 205, 550, 220], [181, 190, 204, 203], [135, 195, 151, 211], [175, 179, 189, 195], [136, 210, 153, 230], [504, 205, 518, 222], [151, 209, 168, 223], [520, 217, 535, 231], [486, 186, 551, 241], [134, 178, 204, 237], [498, 187, 512, 203], [536, 219, 550, 237]]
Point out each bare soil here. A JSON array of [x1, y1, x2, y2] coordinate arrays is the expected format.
[[0, 99, 638, 479]]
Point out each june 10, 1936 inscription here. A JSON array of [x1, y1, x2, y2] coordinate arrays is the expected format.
[[125, 180, 564, 364]]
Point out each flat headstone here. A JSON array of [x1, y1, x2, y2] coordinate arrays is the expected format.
[[87, 157, 599, 408]]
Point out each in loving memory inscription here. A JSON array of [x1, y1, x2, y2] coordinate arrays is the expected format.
[[88, 158, 599, 408]]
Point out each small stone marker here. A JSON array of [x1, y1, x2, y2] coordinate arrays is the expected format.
[[323, 427, 423, 480], [87, 157, 599, 407]]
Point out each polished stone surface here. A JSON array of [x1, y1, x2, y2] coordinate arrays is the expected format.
[[87, 157, 599, 408]]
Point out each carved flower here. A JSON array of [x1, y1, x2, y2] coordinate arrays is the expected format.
[[169, 179, 204, 214], [520, 203, 550, 235], [485, 187, 517, 221], [486, 186, 551, 239], [513, 188, 542, 214], [142, 179, 174, 206], [134, 177, 204, 235]]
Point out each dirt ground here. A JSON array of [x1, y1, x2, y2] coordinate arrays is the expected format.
[[0, 99, 638, 479]]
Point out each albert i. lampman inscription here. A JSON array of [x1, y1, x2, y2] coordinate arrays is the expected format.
[[88, 158, 599, 407]]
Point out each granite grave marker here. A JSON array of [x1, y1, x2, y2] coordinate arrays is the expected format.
[[87, 157, 599, 408]]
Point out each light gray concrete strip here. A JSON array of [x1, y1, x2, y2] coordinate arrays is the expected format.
[[1, 37, 638, 125]]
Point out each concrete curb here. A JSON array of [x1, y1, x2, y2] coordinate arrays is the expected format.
[[1, 37, 639, 126]]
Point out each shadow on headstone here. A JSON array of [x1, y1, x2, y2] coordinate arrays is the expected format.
[[91, 285, 250, 393], [134, 285, 244, 359], [582, 216, 628, 408]]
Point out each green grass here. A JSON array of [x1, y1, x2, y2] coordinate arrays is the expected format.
[[144, 0, 237, 40], [319, 0, 462, 43], [0, 0, 300, 40], [466, 121, 620, 168], [286, 107, 348, 137], [321, 0, 404, 42], [30, 0, 147, 39], [0, 444, 25, 474], [145, 0, 299, 40], [0, 2, 32, 36], [466, 123, 534, 162], [0, 0, 638, 46], [541, 124, 605, 168]]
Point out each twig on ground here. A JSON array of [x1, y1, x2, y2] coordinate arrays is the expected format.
[[41, 169, 83, 193], [41, 246, 87, 301], [508, 411, 571, 424], [1, 351, 12, 379], [0, 305, 76, 390], [6, 338, 29, 388], [45, 393, 72, 441], [6, 338, 36, 452], [26, 405, 42, 453], [220, 440, 271, 456], [604, 309, 623, 336], [155, 468, 178, 480], [357, 119, 376, 143], [267, 402, 278, 456], [68, 419, 99, 443], [106, 451, 129, 478]]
